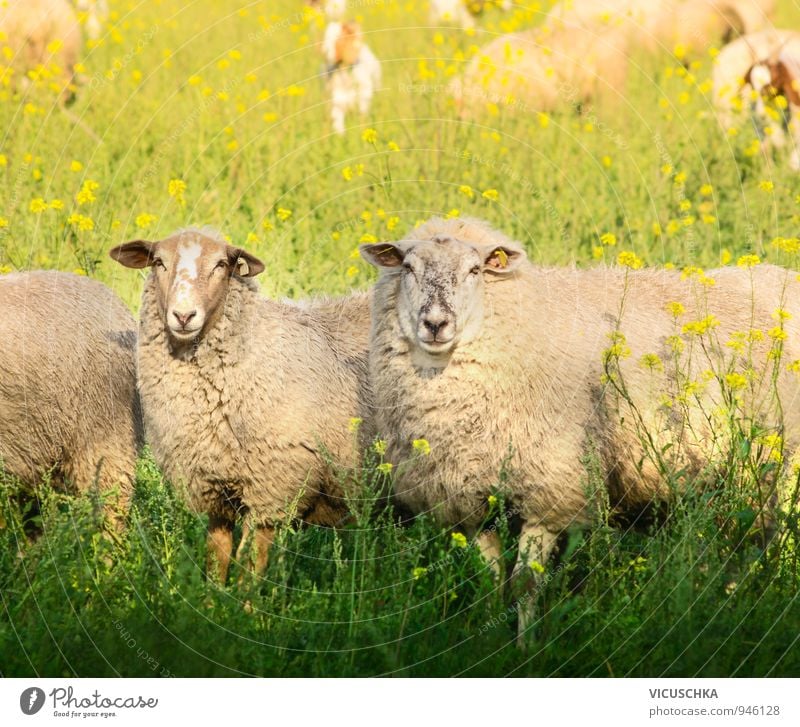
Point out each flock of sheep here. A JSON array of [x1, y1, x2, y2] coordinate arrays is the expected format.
[[3, 0, 800, 637], [3, 215, 800, 638]]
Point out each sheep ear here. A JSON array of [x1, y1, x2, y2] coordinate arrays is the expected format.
[[227, 248, 265, 277], [483, 245, 525, 274], [109, 240, 157, 268], [360, 243, 405, 269]]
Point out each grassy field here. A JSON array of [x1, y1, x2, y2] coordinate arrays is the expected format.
[[2, 0, 800, 677]]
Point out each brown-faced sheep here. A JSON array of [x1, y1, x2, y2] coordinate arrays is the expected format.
[[361, 217, 800, 638], [0, 271, 141, 528], [110, 227, 372, 582], [0, 0, 82, 98], [713, 29, 800, 169]]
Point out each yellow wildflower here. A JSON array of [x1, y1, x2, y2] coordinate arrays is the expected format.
[[135, 213, 156, 230], [737, 254, 760, 268], [451, 532, 468, 549], [667, 301, 685, 318], [617, 250, 643, 269], [412, 438, 431, 456], [725, 373, 748, 390]]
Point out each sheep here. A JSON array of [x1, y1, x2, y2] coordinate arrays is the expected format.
[[429, 0, 478, 29], [110, 227, 372, 582], [713, 29, 800, 169], [544, 0, 774, 54], [0, 270, 141, 529], [75, 0, 108, 41], [322, 20, 382, 134], [360, 217, 800, 638], [0, 0, 82, 99], [452, 20, 630, 114]]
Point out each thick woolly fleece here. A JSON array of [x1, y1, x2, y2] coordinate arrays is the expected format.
[[0, 271, 141, 507], [136, 273, 372, 526], [369, 220, 800, 536]]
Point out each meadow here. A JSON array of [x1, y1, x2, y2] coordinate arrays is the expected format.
[[1, 0, 800, 676]]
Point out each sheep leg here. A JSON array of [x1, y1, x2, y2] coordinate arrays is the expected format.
[[476, 529, 503, 578], [207, 514, 234, 583], [64, 444, 133, 533], [251, 523, 275, 575], [513, 521, 559, 646]]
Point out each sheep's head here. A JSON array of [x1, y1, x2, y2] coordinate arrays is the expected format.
[[361, 234, 525, 361], [110, 228, 264, 343]]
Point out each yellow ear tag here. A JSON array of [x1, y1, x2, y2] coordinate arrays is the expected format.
[[496, 249, 508, 268], [237, 258, 249, 276]]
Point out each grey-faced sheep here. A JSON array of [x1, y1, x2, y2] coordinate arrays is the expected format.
[[0, 0, 82, 99], [110, 227, 372, 582], [360, 217, 800, 638], [0, 270, 141, 529]]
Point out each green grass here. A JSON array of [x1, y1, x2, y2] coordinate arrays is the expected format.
[[2, 0, 800, 676], [2, 450, 799, 677]]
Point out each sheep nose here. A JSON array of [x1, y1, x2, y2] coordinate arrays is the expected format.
[[423, 316, 448, 338], [172, 310, 196, 328]]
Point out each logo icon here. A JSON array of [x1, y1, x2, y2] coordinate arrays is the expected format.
[[20, 688, 45, 716]]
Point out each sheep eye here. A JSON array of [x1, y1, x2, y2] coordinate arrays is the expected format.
[[153, 258, 166, 271], [402, 262, 413, 273], [215, 260, 228, 270], [470, 265, 480, 275]]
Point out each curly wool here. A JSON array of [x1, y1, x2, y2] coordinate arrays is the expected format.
[[369, 226, 800, 535], [0, 271, 141, 510], [136, 273, 372, 525]]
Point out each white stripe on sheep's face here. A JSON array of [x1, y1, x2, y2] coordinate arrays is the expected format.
[[361, 235, 525, 363], [110, 230, 264, 344]]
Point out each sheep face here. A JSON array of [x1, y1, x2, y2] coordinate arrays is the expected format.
[[110, 230, 264, 343], [361, 236, 525, 362]]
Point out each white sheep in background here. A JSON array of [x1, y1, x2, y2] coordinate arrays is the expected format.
[[111, 227, 372, 582], [0, 0, 82, 98], [360, 217, 800, 640], [712, 29, 800, 169], [0, 271, 141, 530], [75, 0, 109, 41], [429, 0, 476, 29], [544, 0, 774, 54], [453, 20, 630, 114], [322, 20, 382, 134]]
